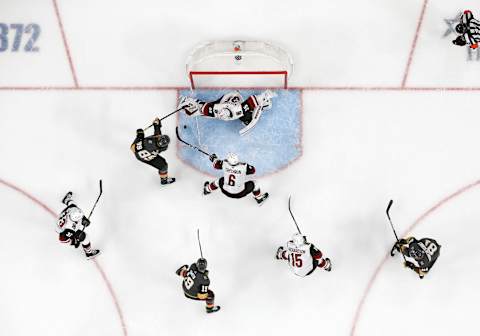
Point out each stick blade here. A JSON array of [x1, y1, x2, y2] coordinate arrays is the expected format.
[[386, 199, 393, 217]]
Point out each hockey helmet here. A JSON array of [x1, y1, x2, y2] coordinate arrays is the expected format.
[[408, 244, 425, 261], [196, 258, 208, 273], [292, 233, 307, 247], [226, 153, 239, 166], [156, 134, 170, 148], [455, 23, 467, 34], [68, 208, 83, 222], [136, 128, 145, 139]]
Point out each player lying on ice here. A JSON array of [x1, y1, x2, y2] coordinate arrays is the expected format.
[[56, 192, 101, 260], [276, 233, 331, 277], [390, 236, 441, 279], [176, 258, 220, 313], [177, 90, 276, 135], [452, 10, 480, 49], [203, 152, 269, 206]]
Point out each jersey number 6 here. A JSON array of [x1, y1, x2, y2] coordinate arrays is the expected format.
[[227, 174, 236, 186]]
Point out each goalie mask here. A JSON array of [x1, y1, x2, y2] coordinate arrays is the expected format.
[[196, 258, 207, 273], [292, 233, 307, 247], [226, 153, 239, 166]]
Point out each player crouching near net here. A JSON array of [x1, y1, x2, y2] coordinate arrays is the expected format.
[[203, 152, 269, 206], [56, 192, 101, 260], [131, 117, 175, 185], [276, 233, 331, 277], [176, 258, 220, 313]]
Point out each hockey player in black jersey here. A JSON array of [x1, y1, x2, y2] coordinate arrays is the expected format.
[[56, 192, 100, 259], [176, 258, 220, 313], [452, 10, 480, 49], [131, 117, 175, 185], [391, 236, 441, 279]]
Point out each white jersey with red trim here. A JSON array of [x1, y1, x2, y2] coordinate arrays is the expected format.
[[56, 205, 86, 233], [222, 161, 250, 194], [285, 241, 315, 277]]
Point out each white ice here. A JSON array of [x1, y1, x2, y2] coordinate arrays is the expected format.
[[0, 1, 479, 336]]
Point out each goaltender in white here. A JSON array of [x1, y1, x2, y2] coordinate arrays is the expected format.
[[178, 90, 276, 135]]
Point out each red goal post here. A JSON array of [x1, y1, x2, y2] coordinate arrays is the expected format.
[[186, 41, 293, 89]]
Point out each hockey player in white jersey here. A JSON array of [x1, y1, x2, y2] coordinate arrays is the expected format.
[[203, 153, 269, 205], [56, 192, 101, 260], [452, 10, 480, 49], [276, 233, 331, 277], [178, 90, 276, 135]]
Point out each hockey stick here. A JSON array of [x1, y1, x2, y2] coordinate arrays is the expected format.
[[175, 127, 210, 156], [386, 200, 407, 263], [288, 196, 302, 234], [87, 180, 103, 220], [197, 228, 204, 258], [144, 107, 184, 131], [76, 180, 102, 246]]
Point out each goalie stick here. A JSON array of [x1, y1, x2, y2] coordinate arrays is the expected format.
[[386, 200, 407, 263], [288, 196, 302, 234], [175, 126, 210, 156]]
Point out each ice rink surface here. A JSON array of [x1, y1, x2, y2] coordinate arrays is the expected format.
[[1, 1, 480, 335]]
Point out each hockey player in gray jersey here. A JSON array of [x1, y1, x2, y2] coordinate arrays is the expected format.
[[203, 152, 269, 205], [452, 10, 480, 49], [56, 192, 100, 260], [391, 236, 441, 279]]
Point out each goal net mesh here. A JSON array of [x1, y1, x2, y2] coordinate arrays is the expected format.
[[186, 41, 293, 89]]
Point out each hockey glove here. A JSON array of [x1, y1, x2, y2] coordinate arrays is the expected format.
[[82, 217, 90, 227], [276, 247, 285, 260], [209, 153, 218, 162], [176, 265, 188, 276]]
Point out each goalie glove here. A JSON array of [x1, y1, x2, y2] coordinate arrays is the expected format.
[[178, 96, 202, 116]]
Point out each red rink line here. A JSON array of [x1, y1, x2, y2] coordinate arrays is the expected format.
[[350, 178, 480, 336], [52, 0, 79, 87], [2, 86, 480, 91], [401, 0, 430, 87], [0, 178, 128, 336]]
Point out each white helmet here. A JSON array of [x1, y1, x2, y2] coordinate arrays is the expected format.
[[292, 233, 306, 247], [226, 153, 239, 166], [68, 208, 83, 222]]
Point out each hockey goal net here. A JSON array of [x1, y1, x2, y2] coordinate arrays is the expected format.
[[186, 41, 293, 89]]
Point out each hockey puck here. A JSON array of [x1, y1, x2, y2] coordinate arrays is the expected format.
[[183, 125, 187, 129]]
